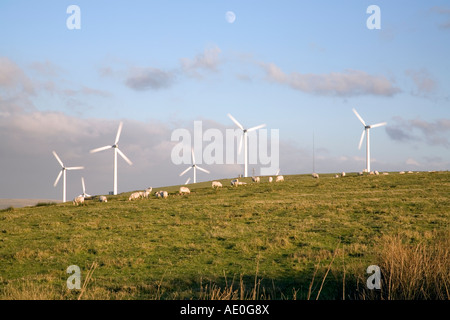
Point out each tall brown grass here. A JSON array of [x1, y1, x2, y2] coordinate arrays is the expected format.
[[358, 231, 449, 300]]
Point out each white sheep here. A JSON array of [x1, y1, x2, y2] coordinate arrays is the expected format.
[[252, 176, 260, 183], [268, 177, 273, 183], [374, 171, 380, 176], [143, 187, 152, 198], [276, 175, 284, 182], [358, 172, 364, 176], [212, 181, 223, 188], [237, 181, 247, 185], [369, 171, 375, 175], [382, 172, 389, 175], [155, 191, 168, 199], [231, 179, 239, 187], [128, 192, 141, 201], [311, 173, 319, 179], [335, 174, 340, 178], [179, 186, 190, 195], [73, 196, 84, 206], [407, 171, 413, 174], [399, 171, 405, 174], [99, 195, 107, 203], [341, 172, 346, 177]]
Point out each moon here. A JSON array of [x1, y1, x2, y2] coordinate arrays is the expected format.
[[225, 11, 236, 24]]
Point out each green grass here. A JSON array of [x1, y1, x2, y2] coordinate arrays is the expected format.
[[0, 172, 448, 300]]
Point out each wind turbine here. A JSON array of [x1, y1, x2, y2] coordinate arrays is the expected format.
[[90, 121, 133, 195], [179, 148, 210, 184], [227, 113, 266, 178], [52, 151, 84, 203], [185, 177, 191, 185], [80, 177, 91, 198], [352, 108, 387, 173]]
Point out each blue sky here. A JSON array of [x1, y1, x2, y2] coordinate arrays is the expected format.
[[0, 1, 449, 199]]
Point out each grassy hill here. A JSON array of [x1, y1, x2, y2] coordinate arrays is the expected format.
[[0, 172, 448, 300]]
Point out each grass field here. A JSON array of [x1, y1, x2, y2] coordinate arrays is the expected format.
[[0, 171, 448, 300]]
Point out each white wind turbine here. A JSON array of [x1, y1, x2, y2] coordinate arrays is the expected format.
[[227, 113, 266, 178], [90, 121, 133, 195], [52, 151, 84, 203], [80, 177, 91, 198], [352, 108, 387, 173], [179, 148, 210, 184]]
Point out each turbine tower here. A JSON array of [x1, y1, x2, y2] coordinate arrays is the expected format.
[[352, 108, 387, 173], [227, 113, 266, 178], [90, 121, 133, 195], [52, 151, 84, 203], [179, 148, 210, 184]]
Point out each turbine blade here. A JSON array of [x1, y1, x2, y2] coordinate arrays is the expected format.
[[191, 148, 196, 165], [52, 151, 64, 167], [196, 166, 210, 174], [185, 177, 191, 185], [54, 170, 62, 187], [276, 169, 280, 176], [82, 177, 86, 194], [247, 124, 266, 132], [179, 166, 192, 176], [352, 108, 366, 126], [115, 121, 123, 145], [227, 113, 244, 130], [358, 130, 366, 150], [238, 134, 243, 154], [66, 166, 84, 170], [90, 145, 112, 153], [370, 122, 387, 129], [117, 148, 133, 165]]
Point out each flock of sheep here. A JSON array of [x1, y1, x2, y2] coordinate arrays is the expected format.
[[72, 170, 419, 205]]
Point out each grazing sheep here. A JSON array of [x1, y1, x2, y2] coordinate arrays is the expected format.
[[237, 181, 247, 185], [276, 175, 284, 182], [212, 181, 223, 189], [155, 191, 168, 199], [99, 195, 107, 203], [179, 186, 190, 195], [128, 192, 141, 201], [312, 173, 319, 179], [358, 172, 364, 176], [143, 187, 152, 198], [231, 179, 239, 187], [383, 172, 389, 175], [399, 171, 405, 174], [268, 177, 273, 183], [73, 196, 84, 206], [374, 171, 380, 175], [369, 171, 375, 175], [252, 176, 260, 183], [341, 172, 346, 177], [407, 171, 413, 174], [335, 174, 340, 178]]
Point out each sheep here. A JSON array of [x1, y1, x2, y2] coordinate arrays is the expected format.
[[128, 192, 141, 201], [407, 171, 413, 174], [237, 181, 247, 185], [155, 191, 168, 199], [99, 195, 107, 203], [179, 186, 190, 195], [382, 172, 389, 175], [358, 172, 364, 176], [311, 173, 319, 179], [268, 177, 273, 183], [212, 181, 223, 189], [369, 171, 375, 175], [143, 187, 152, 198], [252, 176, 260, 183], [374, 171, 380, 176], [73, 196, 84, 206], [341, 172, 346, 177], [276, 175, 284, 182], [335, 174, 340, 178], [231, 179, 239, 187], [399, 171, 405, 174]]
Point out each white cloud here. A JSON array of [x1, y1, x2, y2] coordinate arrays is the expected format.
[[260, 62, 401, 97]]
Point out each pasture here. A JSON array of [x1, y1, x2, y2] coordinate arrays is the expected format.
[[0, 171, 448, 300]]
